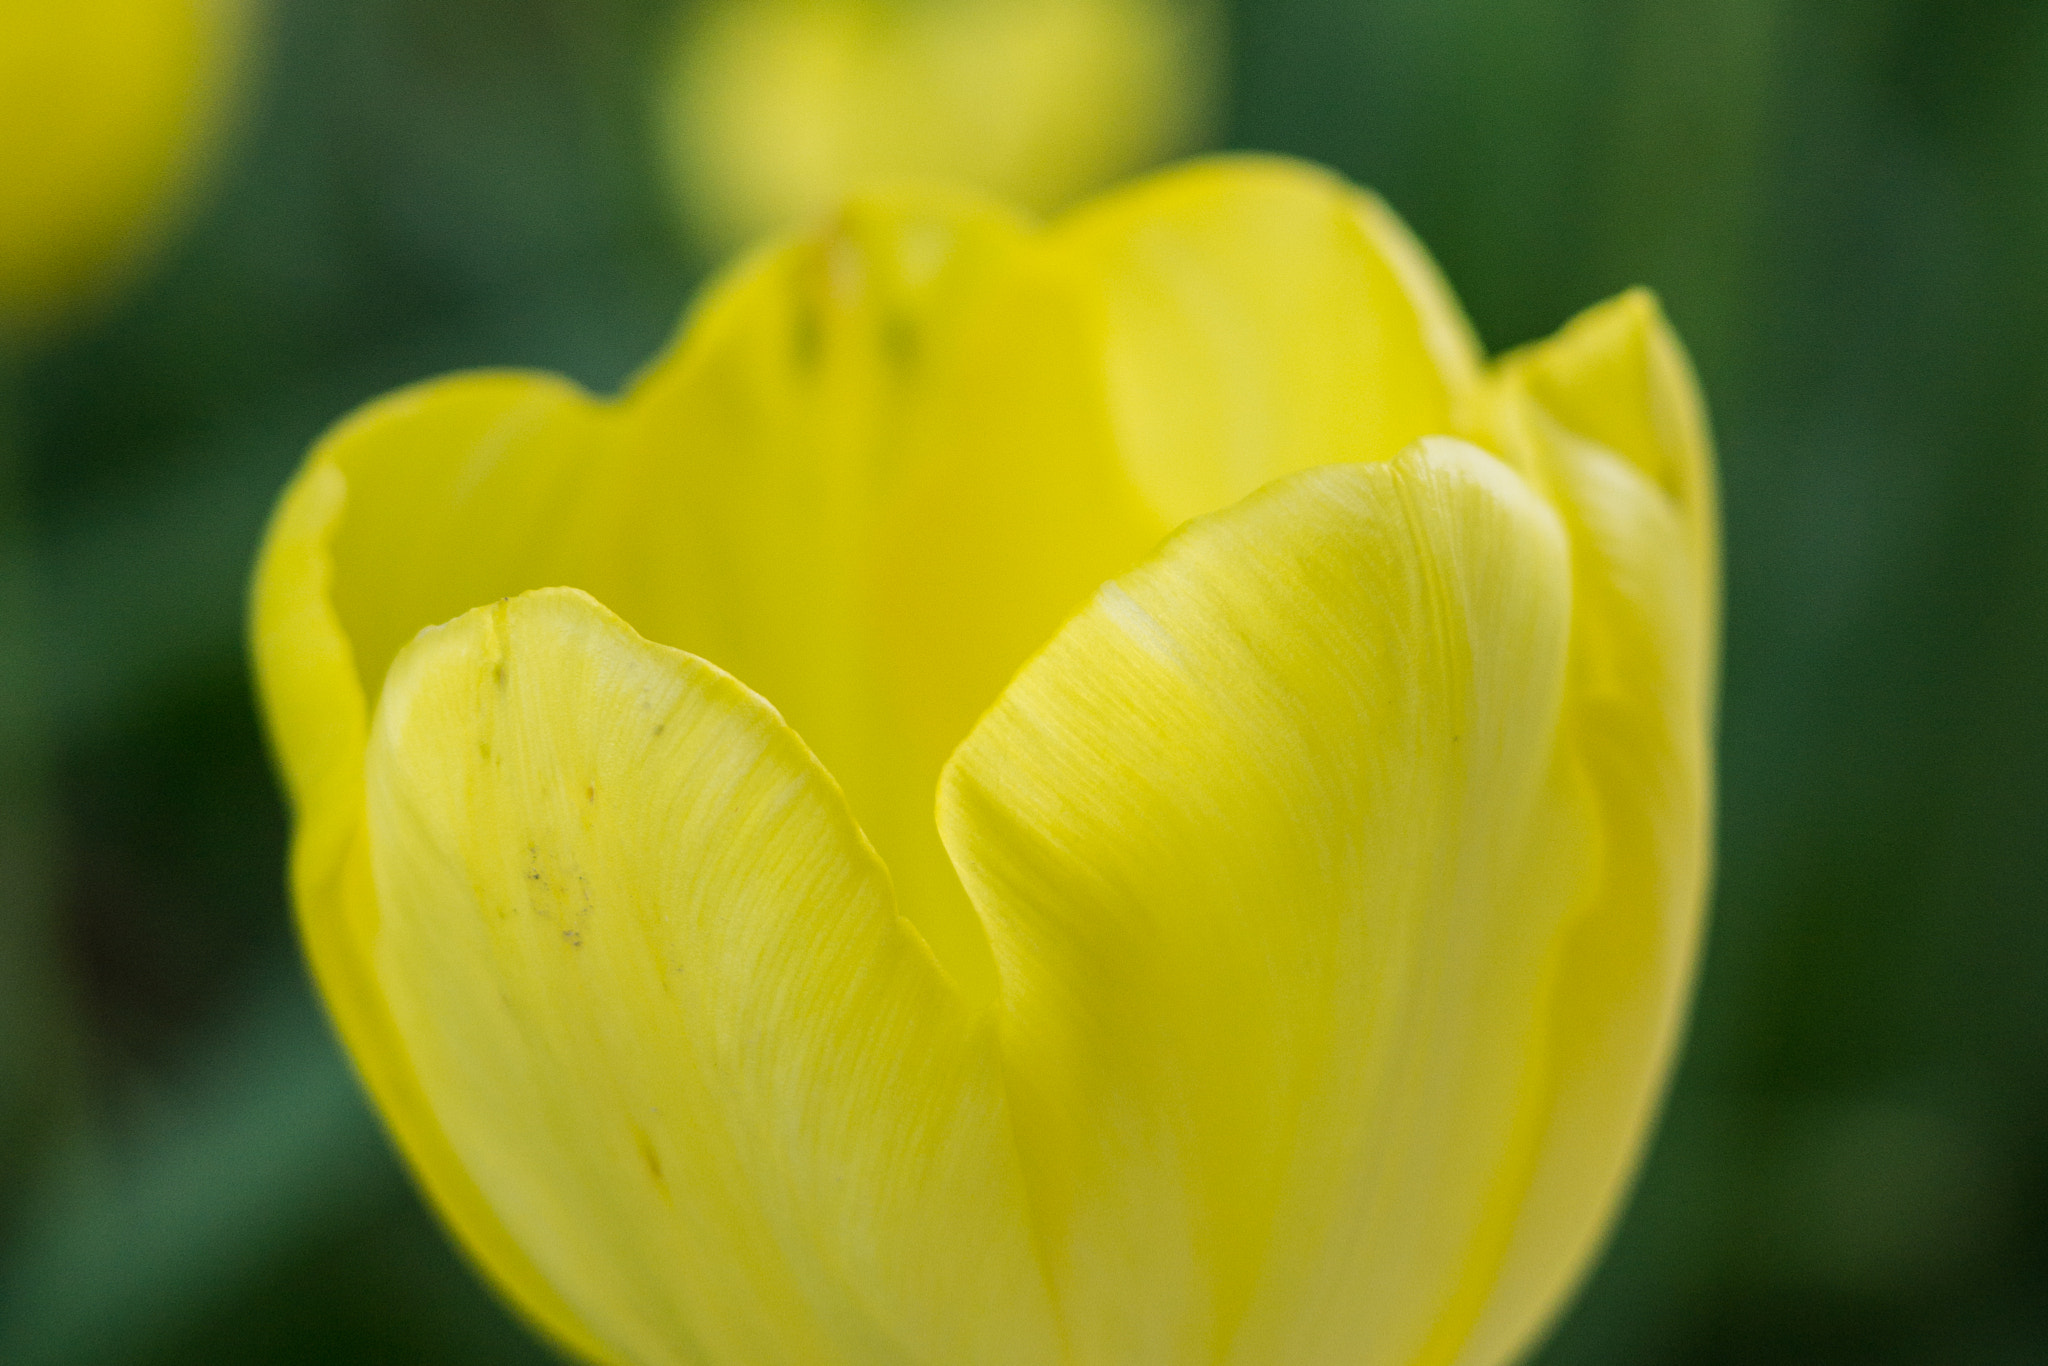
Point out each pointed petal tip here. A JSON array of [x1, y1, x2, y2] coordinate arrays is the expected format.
[[1549, 285, 1688, 377], [1491, 282, 1715, 522]]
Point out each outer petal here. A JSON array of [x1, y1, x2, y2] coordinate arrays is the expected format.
[[1051, 156, 1486, 526], [365, 589, 1056, 1366], [249, 389, 619, 1365], [940, 440, 1589, 1366], [1453, 291, 1716, 1366]]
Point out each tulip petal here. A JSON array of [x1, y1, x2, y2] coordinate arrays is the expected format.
[[940, 439, 1589, 1365], [364, 588, 1057, 1366], [1497, 289, 1716, 555], [1486, 288, 1718, 664], [1051, 156, 1486, 526], [250, 415, 620, 1365], [1454, 291, 1716, 1366], [313, 374, 621, 710], [612, 191, 1161, 1003]]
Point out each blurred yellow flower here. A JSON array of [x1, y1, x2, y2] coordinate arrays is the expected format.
[[0, 0, 253, 331], [252, 157, 1717, 1366], [656, 0, 1217, 248]]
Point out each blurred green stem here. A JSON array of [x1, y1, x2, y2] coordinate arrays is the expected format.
[[0, 349, 82, 1234], [0, 977, 392, 1366]]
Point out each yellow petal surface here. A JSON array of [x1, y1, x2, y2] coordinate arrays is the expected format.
[[1052, 156, 1486, 526], [250, 163, 1718, 1366], [615, 192, 1160, 1003], [1452, 290, 1716, 1366], [363, 588, 1055, 1366], [941, 440, 1588, 1366], [0, 0, 252, 328]]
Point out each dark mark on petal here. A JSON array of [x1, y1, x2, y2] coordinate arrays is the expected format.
[[791, 293, 823, 371], [882, 311, 919, 370], [632, 1123, 668, 1194]]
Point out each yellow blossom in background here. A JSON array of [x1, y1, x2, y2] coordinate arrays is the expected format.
[[656, 0, 1217, 249], [0, 0, 253, 332], [251, 157, 1717, 1366]]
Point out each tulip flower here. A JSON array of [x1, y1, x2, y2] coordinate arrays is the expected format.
[[252, 157, 1716, 1366], [655, 0, 1217, 249], [0, 0, 255, 332]]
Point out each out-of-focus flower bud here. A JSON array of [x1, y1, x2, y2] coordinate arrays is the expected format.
[[655, 0, 1218, 249], [0, 0, 255, 333]]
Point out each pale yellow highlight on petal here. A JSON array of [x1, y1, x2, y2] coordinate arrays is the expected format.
[[941, 440, 1591, 1366], [659, 0, 1218, 250], [1051, 155, 1486, 527], [0, 0, 254, 329], [365, 588, 1057, 1366], [1452, 291, 1717, 1366]]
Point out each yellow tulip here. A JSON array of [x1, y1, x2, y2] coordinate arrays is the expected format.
[[656, 0, 1218, 249], [0, 0, 254, 331], [251, 157, 1716, 1366]]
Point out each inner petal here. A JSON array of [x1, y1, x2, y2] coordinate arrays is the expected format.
[[325, 190, 1163, 1006], [1051, 156, 1485, 526]]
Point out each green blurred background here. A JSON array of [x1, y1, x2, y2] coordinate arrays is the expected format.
[[4, 1, 2046, 1361]]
